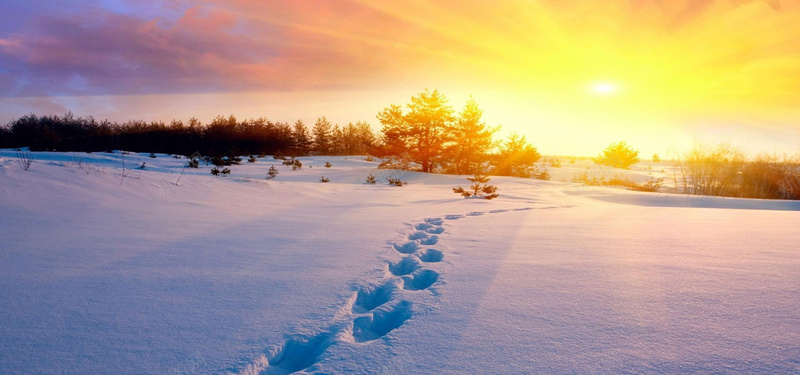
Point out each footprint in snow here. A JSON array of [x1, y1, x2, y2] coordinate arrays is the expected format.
[[418, 235, 438, 246], [352, 280, 399, 314], [388, 256, 422, 276], [424, 217, 444, 226], [393, 242, 419, 254], [417, 249, 443, 263], [445, 214, 463, 220], [352, 301, 413, 343], [426, 226, 445, 234], [466, 211, 484, 217], [414, 223, 433, 230], [408, 231, 428, 241], [402, 269, 439, 291], [265, 331, 335, 374]]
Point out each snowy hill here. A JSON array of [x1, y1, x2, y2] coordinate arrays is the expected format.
[[1, 150, 799, 374]]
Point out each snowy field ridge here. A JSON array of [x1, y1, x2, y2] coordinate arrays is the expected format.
[[1, 150, 799, 374]]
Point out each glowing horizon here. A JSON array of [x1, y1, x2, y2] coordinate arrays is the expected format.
[[1, 0, 799, 157]]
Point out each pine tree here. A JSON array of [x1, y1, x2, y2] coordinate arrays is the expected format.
[[652, 153, 661, 163], [292, 119, 312, 155], [313, 116, 332, 155], [594, 141, 640, 169], [444, 97, 499, 175], [330, 124, 344, 155], [291, 159, 302, 170], [267, 165, 278, 179], [492, 133, 541, 177], [376, 89, 454, 172]]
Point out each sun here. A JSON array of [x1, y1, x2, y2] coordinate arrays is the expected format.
[[588, 82, 620, 96]]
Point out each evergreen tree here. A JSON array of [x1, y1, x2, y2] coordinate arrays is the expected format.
[[377, 89, 454, 172], [354, 121, 376, 155], [267, 165, 278, 179], [330, 124, 344, 155], [312, 116, 332, 154], [444, 97, 499, 175], [594, 141, 640, 169], [292, 119, 312, 155], [492, 133, 542, 177]]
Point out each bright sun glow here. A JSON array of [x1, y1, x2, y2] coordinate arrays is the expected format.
[[589, 83, 620, 95]]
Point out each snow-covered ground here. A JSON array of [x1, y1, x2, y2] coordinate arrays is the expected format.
[[1, 150, 798, 374]]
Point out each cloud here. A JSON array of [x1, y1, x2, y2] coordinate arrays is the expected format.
[[0, 6, 280, 96], [2, 0, 800, 113]]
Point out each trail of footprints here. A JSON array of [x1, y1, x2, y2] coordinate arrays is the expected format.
[[243, 208, 537, 374]]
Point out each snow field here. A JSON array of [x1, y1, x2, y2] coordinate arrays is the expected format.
[[1, 150, 799, 374]]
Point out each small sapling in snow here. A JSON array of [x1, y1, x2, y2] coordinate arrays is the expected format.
[[267, 165, 279, 179], [387, 177, 407, 186], [453, 175, 499, 200]]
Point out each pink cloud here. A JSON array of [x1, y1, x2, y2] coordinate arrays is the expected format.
[[0, 6, 282, 96], [0, 1, 475, 97], [3, 0, 800, 99]]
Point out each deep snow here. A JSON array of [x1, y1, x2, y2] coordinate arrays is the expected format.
[[0, 150, 798, 374]]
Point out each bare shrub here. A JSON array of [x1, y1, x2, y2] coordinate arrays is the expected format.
[[675, 143, 800, 199], [571, 172, 663, 192], [679, 143, 745, 197], [16, 150, 33, 171]]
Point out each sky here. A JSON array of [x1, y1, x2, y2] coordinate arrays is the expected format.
[[1, 0, 799, 157]]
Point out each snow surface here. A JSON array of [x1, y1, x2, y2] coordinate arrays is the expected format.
[[0, 150, 799, 374]]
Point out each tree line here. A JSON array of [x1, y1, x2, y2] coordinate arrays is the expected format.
[[0, 113, 375, 157], [0, 89, 545, 178]]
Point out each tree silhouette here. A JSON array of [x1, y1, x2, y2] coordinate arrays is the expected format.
[[313, 116, 332, 154], [292, 119, 312, 155]]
